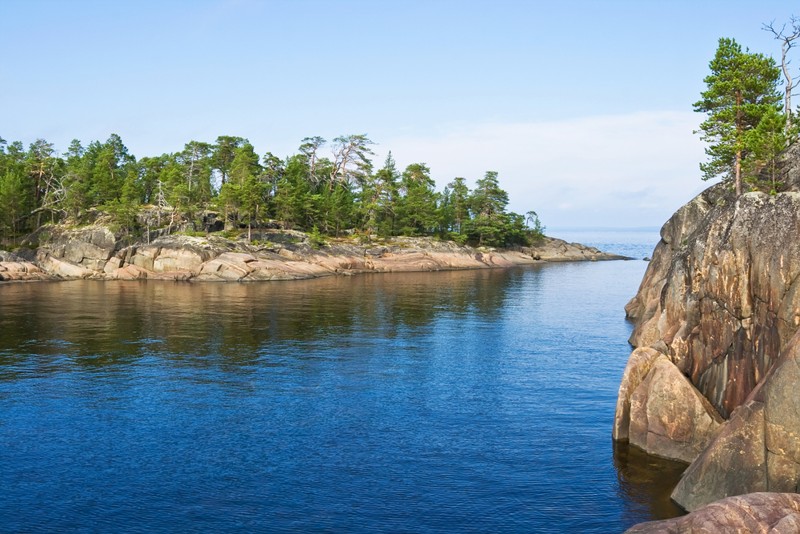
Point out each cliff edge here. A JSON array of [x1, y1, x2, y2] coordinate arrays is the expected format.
[[614, 145, 800, 512]]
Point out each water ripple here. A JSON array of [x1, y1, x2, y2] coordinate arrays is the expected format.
[[0, 249, 684, 532]]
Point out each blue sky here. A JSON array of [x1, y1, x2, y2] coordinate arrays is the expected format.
[[0, 0, 795, 229]]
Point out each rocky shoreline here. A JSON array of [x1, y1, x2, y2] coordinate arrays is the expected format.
[[0, 226, 629, 283], [617, 145, 800, 531]]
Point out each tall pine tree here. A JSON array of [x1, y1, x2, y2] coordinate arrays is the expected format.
[[695, 37, 782, 195]]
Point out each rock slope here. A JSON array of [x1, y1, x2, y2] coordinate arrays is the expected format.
[[0, 227, 626, 282], [614, 158, 800, 512], [625, 493, 800, 533]]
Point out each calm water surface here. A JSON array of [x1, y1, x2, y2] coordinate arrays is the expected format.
[[0, 235, 686, 533]]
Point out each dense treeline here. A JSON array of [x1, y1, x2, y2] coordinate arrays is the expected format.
[[0, 133, 543, 248]]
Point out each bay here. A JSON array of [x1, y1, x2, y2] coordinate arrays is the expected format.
[[0, 232, 685, 533]]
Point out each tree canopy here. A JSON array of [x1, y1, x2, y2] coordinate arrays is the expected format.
[[695, 37, 786, 194], [0, 133, 544, 249]]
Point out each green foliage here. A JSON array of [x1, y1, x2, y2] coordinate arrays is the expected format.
[[396, 163, 439, 236], [308, 226, 327, 249], [220, 228, 241, 239], [457, 171, 520, 247], [211, 135, 246, 186], [104, 198, 139, 235], [273, 154, 314, 229], [526, 211, 545, 243], [179, 229, 208, 238], [440, 176, 470, 235], [461, 211, 532, 248], [695, 37, 782, 194], [450, 232, 468, 245], [0, 132, 545, 249], [0, 140, 32, 237], [470, 171, 508, 218], [372, 153, 400, 236]]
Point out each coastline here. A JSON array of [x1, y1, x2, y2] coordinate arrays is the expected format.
[[0, 227, 631, 283]]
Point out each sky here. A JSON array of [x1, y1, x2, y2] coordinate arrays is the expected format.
[[0, 0, 796, 230]]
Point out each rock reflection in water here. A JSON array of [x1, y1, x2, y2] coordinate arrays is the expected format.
[[0, 270, 513, 380], [613, 441, 687, 525]]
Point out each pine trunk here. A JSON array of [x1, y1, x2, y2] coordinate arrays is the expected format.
[[735, 150, 742, 196]]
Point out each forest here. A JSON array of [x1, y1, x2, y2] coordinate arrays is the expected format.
[[0, 133, 544, 249]]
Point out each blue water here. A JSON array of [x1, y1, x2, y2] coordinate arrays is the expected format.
[[0, 231, 685, 533], [548, 227, 661, 260]]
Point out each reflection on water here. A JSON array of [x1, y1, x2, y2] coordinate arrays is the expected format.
[[0, 271, 514, 378], [0, 262, 685, 533], [613, 441, 687, 522]]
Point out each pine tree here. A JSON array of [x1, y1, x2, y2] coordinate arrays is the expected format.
[[695, 37, 782, 195]]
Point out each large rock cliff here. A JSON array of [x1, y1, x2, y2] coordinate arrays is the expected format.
[[615, 146, 800, 512]]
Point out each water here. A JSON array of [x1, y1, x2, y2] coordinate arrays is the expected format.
[[0, 231, 686, 533], [548, 227, 662, 260]]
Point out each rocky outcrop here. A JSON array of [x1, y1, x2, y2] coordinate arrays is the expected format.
[[625, 492, 800, 533], [624, 190, 800, 420], [671, 399, 768, 511], [671, 328, 800, 510], [27, 225, 117, 271], [615, 156, 800, 511], [0, 251, 48, 282], [626, 355, 723, 464], [0, 228, 627, 283]]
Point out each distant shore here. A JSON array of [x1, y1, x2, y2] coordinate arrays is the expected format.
[[0, 226, 630, 283]]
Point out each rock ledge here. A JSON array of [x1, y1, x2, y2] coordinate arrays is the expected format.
[[0, 227, 628, 282]]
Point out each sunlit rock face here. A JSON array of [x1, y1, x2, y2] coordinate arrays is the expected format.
[[625, 493, 800, 533], [0, 251, 47, 281], [614, 349, 723, 463], [616, 144, 800, 510], [0, 229, 625, 282], [626, 190, 800, 419], [627, 356, 723, 464]]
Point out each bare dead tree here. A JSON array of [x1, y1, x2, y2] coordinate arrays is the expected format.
[[30, 175, 68, 225], [764, 17, 800, 132], [299, 136, 326, 186], [329, 134, 374, 190]]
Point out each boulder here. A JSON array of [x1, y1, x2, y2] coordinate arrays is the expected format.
[[667, 308, 800, 512], [627, 356, 723, 463], [108, 264, 150, 280], [196, 252, 256, 281], [0, 261, 50, 281], [37, 225, 116, 271], [528, 237, 629, 262], [613, 347, 661, 441], [38, 254, 94, 279], [623, 191, 800, 419], [10, 224, 626, 283], [246, 259, 330, 280], [152, 247, 208, 273], [671, 400, 767, 511], [130, 245, 158, 271], [625, 493, 800, 533], [761, 332, 800, 493]]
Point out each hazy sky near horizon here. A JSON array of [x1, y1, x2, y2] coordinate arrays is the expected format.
[[1, 0, 795, 229]]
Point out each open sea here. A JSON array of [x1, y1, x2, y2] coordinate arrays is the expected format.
[[0, 229, 688, 533]]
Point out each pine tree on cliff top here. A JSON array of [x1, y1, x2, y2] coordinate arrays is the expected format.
[[695, 37, 782, 195]]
